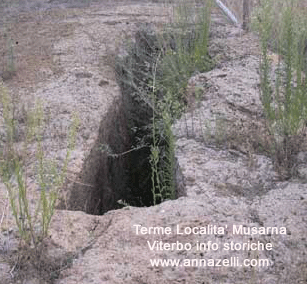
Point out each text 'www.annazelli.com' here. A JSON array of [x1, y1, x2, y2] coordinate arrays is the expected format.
[[150, 257, 272, 267]]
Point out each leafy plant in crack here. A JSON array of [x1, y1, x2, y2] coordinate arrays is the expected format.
[[115, 0, 213, 204]]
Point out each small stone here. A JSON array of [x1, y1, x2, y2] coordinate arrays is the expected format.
[[296, 152, 307, 164], [98, 79, 109, 87], [297, 166, 307, 181]]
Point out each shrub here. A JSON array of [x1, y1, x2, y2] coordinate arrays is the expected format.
[[156, 0, 213, 118], [253, 0, 307, 178]]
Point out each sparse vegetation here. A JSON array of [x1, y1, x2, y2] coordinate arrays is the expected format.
[[115, 0, 213, 205], [252, 0, 307, 178], [156, 0, 213, 118], [1, 0, 307, 283], [0, 82, 79, 247]]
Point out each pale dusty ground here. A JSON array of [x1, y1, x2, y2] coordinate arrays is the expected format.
[[0, 0, 174, 227], [0, 0, 176, 282]]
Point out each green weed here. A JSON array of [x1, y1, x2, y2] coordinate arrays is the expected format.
[[152, 0, 212, 201], [0, 83, 79, 247], [115, 0, 212, 203], [253, 0, 307, 178], [156, 0, 213, 118]]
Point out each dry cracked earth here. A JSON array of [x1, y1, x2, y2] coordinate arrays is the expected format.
[[0, 0, 307, 283]]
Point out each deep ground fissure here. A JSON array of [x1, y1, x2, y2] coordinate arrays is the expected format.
[[67, 25, 187, 215]]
